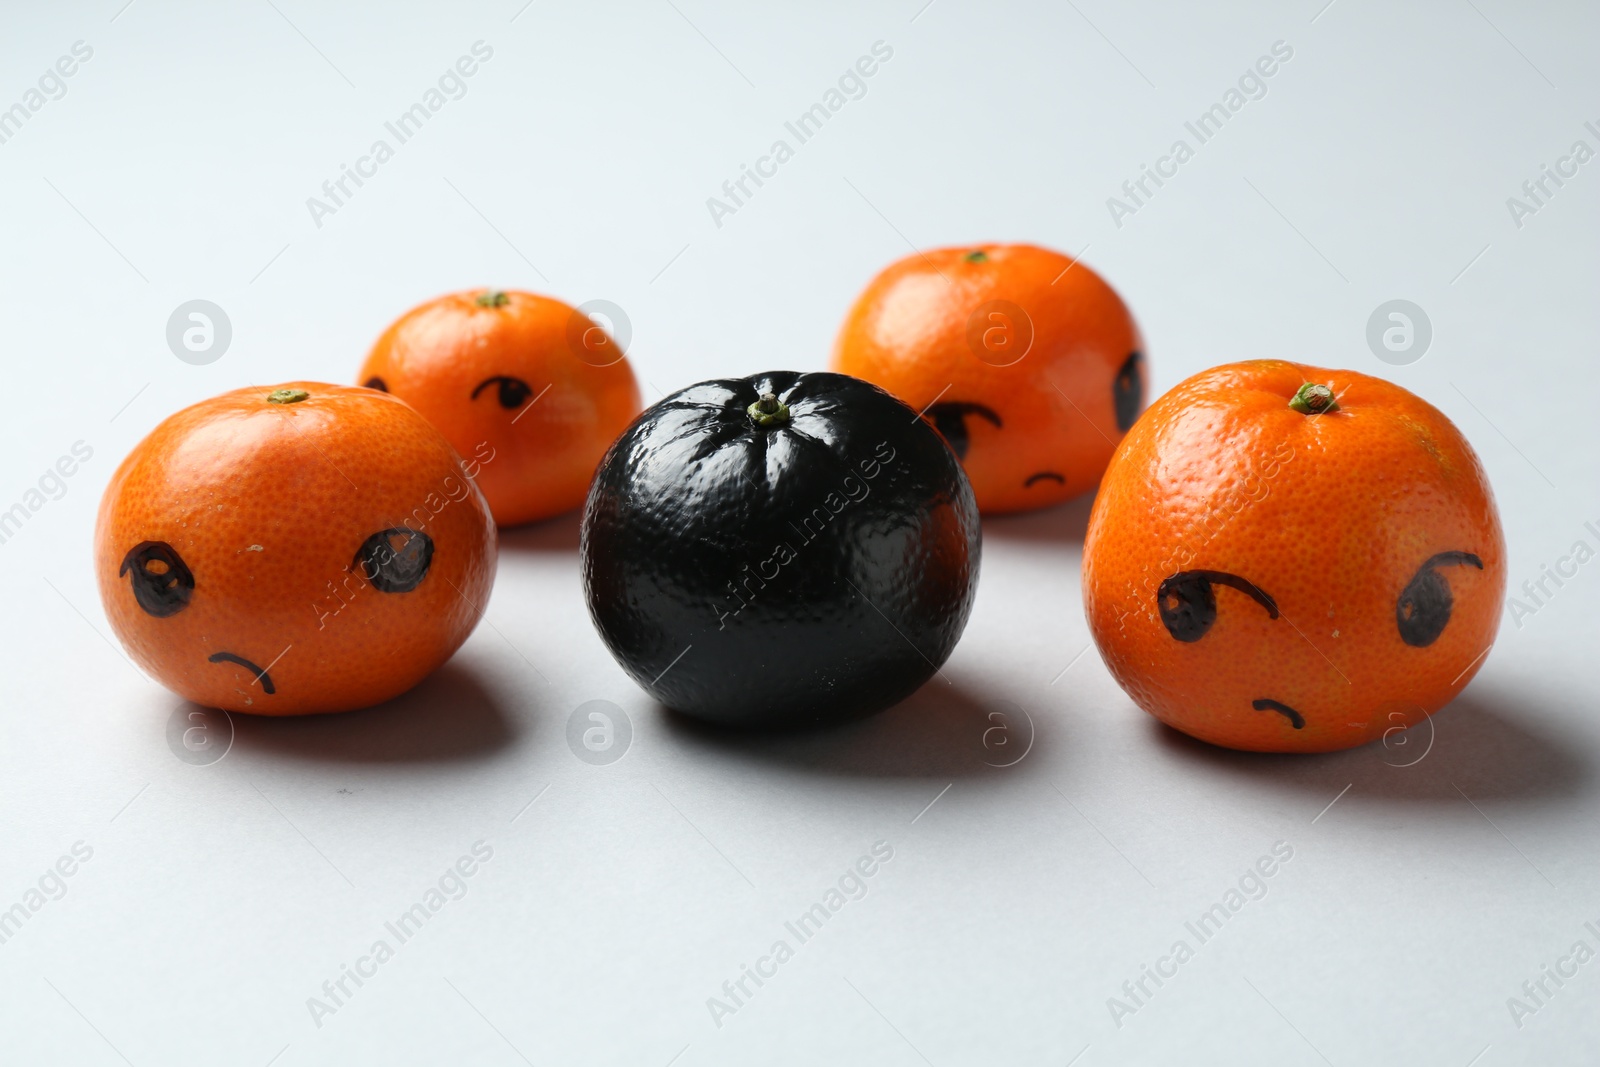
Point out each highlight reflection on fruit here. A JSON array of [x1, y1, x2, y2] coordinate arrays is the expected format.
[[1082, 361, 1506, 753], [359, 288, 641, 527], [581, 370, 981, 729], [832, 243, 1144, 514], [95, 384, 496, 715]]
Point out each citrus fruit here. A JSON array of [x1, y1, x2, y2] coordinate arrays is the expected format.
[[581, 371, 980, 728], [1082, 360, 1506, 753], [358, 288, 641, 526], [831, 243, 1144, 514], [95, 383, 497, 715]]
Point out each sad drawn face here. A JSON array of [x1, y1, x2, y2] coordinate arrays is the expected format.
[[1153, 552, 1484, 736], [921, 350, 1146, 511], [94, 383, 498, 716], [113, 527, 438, 703], [356, 289, 643, 527], [831, 244, 1146, 515], [1080, 359, 1508, 754]]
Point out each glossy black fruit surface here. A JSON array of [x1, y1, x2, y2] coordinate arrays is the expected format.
[[581, 371, 981, 728]]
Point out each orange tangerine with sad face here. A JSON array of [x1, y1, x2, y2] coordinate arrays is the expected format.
[[1082, 361, 1506, 753], [359, 289, 642, 526], [94, 384, 496, 715], [832, 243, 1145, 514]]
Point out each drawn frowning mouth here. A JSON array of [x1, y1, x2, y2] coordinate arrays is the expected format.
[[1024, 471, 1066, 487], [1252, 698, 1304, 729], [208, 651, 277, 695]]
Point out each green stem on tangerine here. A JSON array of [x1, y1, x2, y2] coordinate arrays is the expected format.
[[747, 391, 791, 428], [963, 249, 989, 263], [267, 388, 310, 405], [1289, 382, 1339, 415], [476, 290, 511, 307]]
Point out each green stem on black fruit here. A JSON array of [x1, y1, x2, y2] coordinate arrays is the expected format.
[[747, 392, 791, 428]]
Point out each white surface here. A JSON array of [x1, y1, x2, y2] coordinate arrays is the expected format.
[[1, 2, 1597, 1064]]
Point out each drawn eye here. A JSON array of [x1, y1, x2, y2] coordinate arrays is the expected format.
[[1396, 551, 1482, 647], [471, 375, 531, 410], [1114, 351, 1143, 433], [119, 541, 195, 618], [923, 401, 1002, 460], [1157, 570, 1278, 642], [363, 376, 388, 392], [353, 527, 434, 593]]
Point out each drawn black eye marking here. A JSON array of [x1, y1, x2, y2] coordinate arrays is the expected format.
[[1157, 570, 1279, 642], [471, 375, 532, 410], [924, 401, 1002, 460], [1114, 351, 1143, 433], [1396, 550, 1482, 647], [119, 541, 195, 617], [354, 527, 435, 593], [1024, 471, 1065, 487], [364, 376, 388, 392], [1252, 698, 1306, 729]]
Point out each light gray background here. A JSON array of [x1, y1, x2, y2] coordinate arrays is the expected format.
[[1, 1, 1597, 1064]]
